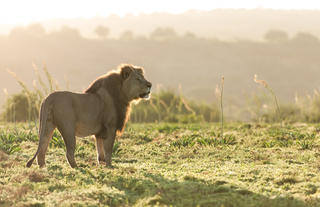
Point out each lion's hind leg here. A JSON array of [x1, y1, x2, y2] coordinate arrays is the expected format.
[[37, 121, 56, 167], [58, 125, 77, 168]]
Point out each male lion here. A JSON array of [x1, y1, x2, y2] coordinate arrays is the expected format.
[[26, 64, 152, 168]]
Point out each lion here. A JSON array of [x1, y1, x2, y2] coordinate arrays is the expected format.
[[26, 64, 152, 168]]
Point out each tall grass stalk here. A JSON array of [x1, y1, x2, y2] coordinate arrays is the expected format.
[[4, 64, 59, 124], [43, 65, 54, 93], [254, 74, 281, 124], [216, 76, 225, 138], [33, 63, 48, 96]]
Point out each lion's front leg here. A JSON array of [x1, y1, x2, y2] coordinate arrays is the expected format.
[[95, 137, 105, 164], [103, 128, 117, 167], [95, 127, 116, 167]]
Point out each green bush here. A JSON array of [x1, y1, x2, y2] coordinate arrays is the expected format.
[[262, 104, 302, 123], [1, 80, 219, 123], [304, 91, 320, 122], [256, 90, 320, 123], [130, 90, 220, 123], [1, 91, 39, 122]]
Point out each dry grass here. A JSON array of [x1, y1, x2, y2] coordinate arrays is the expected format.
[[0, 122, 320, 206], [27, 170, 46, 183], [0, 151, 8, 161]]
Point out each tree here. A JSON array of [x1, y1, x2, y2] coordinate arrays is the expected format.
[[264, 29, 289, 43], [9, 24, 46, 39], [26, 24, 46, 36], [184, 31, 197, 40], [120, 30, 134, 41], [54, 26, 82, 40], [9, 27, 25, 39], [150, 27, 177, 41], [94, 25, 110, 39], [292, 32, 319, 44]]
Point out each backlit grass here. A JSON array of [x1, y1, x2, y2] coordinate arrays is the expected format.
[[1, 122, 320, 206]]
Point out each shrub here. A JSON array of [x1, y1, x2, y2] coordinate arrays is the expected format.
[[1, 91, 39, 122], [262, 104, 302, 123], [130, 90, 219, 123]]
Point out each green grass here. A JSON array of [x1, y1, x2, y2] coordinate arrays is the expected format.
[[1, 122, 320, 206]]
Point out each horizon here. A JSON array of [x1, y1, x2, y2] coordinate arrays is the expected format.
[[2, 0, 320, 25]]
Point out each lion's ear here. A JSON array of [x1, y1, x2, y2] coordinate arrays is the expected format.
[[120, 65, 133, 80], [85, 78, 103, 93], [135, 67, 144, 75]]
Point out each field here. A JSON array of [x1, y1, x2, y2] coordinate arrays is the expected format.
[[1, 122, 320, 207]]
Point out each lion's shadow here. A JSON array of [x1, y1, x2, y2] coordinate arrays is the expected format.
[[113, 158, 138, 164], [103, 172, 313, 207]]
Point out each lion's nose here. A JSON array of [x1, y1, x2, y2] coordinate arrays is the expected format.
[[146, 82, 152, 88]]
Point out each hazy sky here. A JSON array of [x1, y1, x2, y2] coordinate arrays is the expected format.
[[1, 0, 320, 24]]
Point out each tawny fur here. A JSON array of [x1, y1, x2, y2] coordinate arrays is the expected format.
[[26, 64, 151, 168]]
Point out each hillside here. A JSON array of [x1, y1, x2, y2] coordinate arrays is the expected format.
[[1, 26, 319, 109]]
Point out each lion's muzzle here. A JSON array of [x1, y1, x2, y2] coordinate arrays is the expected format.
[[140, 82, 152, 99]]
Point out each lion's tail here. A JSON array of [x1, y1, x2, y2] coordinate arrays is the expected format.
[[26, 98, 51, 168]]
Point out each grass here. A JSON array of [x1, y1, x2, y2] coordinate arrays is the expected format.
[[254, 74, 281, 124], [4, 64, 320, 124], [2, 64, 221, 123], [1, 122, 320, 206]]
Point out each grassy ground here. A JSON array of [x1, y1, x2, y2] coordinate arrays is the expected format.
[[1, 122, 320, 206]]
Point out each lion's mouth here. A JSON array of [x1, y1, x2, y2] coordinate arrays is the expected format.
[[139, 91, 151, 98], [139, 88, 151, 99]]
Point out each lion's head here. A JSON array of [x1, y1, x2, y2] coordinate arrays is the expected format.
[[84, 64, 152, 134], [119, 64, 152, 101]]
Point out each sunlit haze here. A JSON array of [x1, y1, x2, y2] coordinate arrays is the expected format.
[[1, 0, 320, 24]]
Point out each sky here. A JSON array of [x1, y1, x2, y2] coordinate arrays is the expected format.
[[1, 0, 320, 24]]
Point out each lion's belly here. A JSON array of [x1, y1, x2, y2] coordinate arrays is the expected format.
[[75, 122, 101, 137]]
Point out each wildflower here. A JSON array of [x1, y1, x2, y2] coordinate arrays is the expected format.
[[254, 74, 268, 88]]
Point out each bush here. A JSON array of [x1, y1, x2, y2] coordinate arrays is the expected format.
[[304, 91, 320, 122], [1, 81, 219, 123], [262, 104, 302, 123], [130, 90, 219, 123], [259, 90, 320, 123], [1, 91, 39, 122]]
